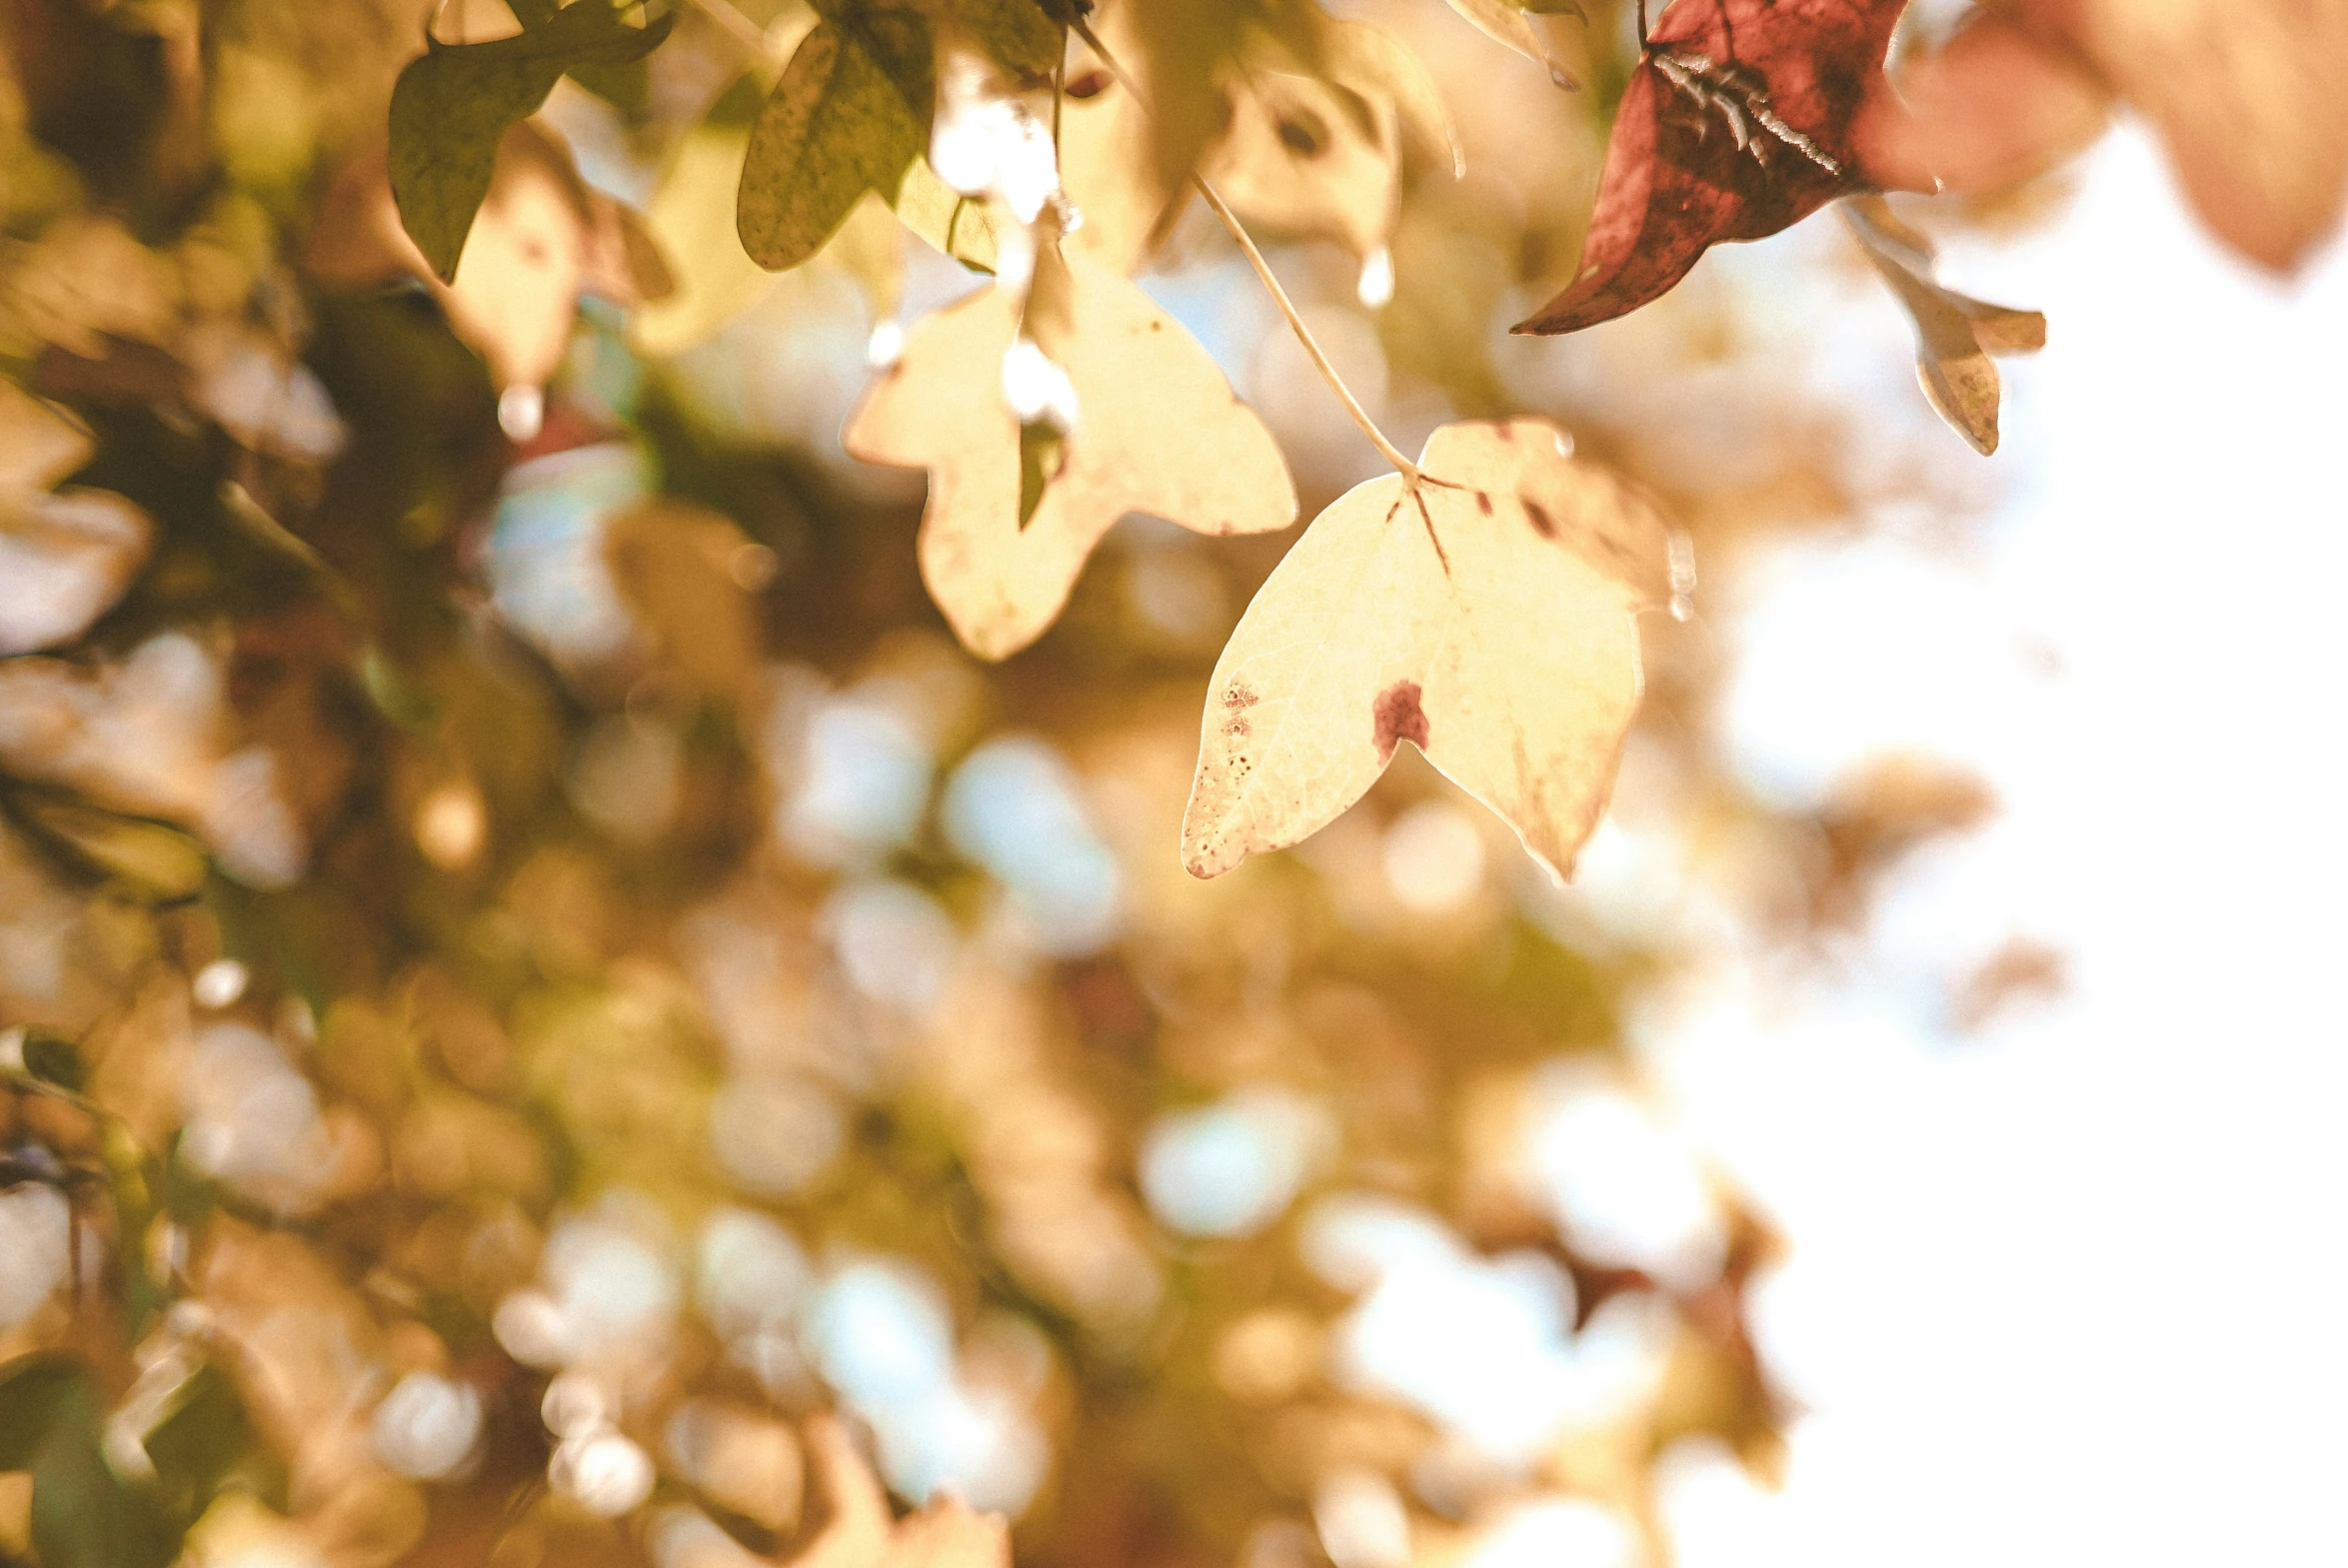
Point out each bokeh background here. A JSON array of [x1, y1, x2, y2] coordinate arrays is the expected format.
[[1, 2, 2342, 1567]]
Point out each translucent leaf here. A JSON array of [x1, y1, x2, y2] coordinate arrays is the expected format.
[[843, 249, 1296, 661], [1182, 419, 1670, 879]]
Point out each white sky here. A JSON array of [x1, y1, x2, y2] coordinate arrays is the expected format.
[[1652, 126, 2348, 1567]]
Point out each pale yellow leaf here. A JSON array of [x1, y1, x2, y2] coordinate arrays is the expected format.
[[1181, 419, 1669, 881], [1842, 197, 2045, 457], [1059, 11, 1184, 275], [842, 253, 1296, 662], [1202, 14, 1460, 262], [632, 73, 786, 358]]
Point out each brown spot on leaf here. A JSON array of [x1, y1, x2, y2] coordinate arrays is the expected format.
[[1475, 492, 1494, 517], [1223, 683, 1259, 711], [1371, 680, 1428, 763], [1524, 499, 1556, 539]]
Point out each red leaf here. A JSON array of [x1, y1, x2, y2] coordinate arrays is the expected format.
[[1515, 0, 1911, 336]]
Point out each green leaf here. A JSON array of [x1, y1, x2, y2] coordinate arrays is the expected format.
[[0, 1356, 85, 1472], [0, 1356, 179, 1568], [8, 792, 210, 901], [737, 13, 937, 272], [389, 0, 676, 281], [930, 0, 1064, 82], [143, 1364, 267, 1521], [19, 1031, 86, 1094]]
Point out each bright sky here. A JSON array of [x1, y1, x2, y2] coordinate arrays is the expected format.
[[1653, 125, 2348, 1568]]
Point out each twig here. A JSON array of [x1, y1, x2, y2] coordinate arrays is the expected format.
[[1070, 16, 1423, 486]]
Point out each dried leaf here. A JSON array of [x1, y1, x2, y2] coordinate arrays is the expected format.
[[1181, 419, 1669, 879], [1515, 0, 1908, 335], [388, 0, 674, 281], [738, 14, 937, 274], [1841, 196, 2044, 456], [843, 251, 1295, 662]]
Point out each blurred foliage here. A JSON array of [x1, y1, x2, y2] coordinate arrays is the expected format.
[[2, 1, 2333, 1567]]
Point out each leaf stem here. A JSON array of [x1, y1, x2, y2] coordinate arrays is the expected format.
[[1069, 17, 1422, 486], [1186, 176, 1421, 483]]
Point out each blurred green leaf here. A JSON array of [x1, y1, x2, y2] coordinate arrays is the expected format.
[[389, 0, 676, 281], [0, 1356, 178, 1568], [19, 1031, 87, 1094], [9, 792, 210, 901]]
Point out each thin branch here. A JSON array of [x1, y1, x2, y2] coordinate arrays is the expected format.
[[1069, 16, 1423, 486]]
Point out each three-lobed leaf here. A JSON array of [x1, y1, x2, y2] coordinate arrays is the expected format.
[[388, 0, 674, 282], [1515, 0, 1910, 336], [843, 249, 1297, 662], [1182, 419, 1670, 881]]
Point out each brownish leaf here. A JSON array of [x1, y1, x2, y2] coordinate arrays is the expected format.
[[1515, 0, 1911, 336], [1182, 419, 1671, 879], [2026, 0, 2348, 270], [842, 251, 1295, 662], [1854, 8, 2111, 197], [1842, 196, 2044, 455]]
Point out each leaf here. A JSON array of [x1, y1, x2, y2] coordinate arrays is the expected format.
[[1202, 19, 1458, 260], [892, 157, 1001, 272], [842, 250, 1296, 662], [1442, 0, 1586, 88], [0, 1356, 179, 1568], [738, 13, 937, 273], [1514, 0, 1909, 335], [1057, 10, 1185, 274], [1841, 197, 2044, 456], [9, 790, 213, 900], [316, 120, 672, 397], [927, 0, 1065, 84], [0, 383, 153, 657], [389, 0, 675, 281], [1181, 419, 1670, 880], [2025, 0, 2348, 270], [1852, 8, 2111, 197], [19, 1030, 87, 1092]]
